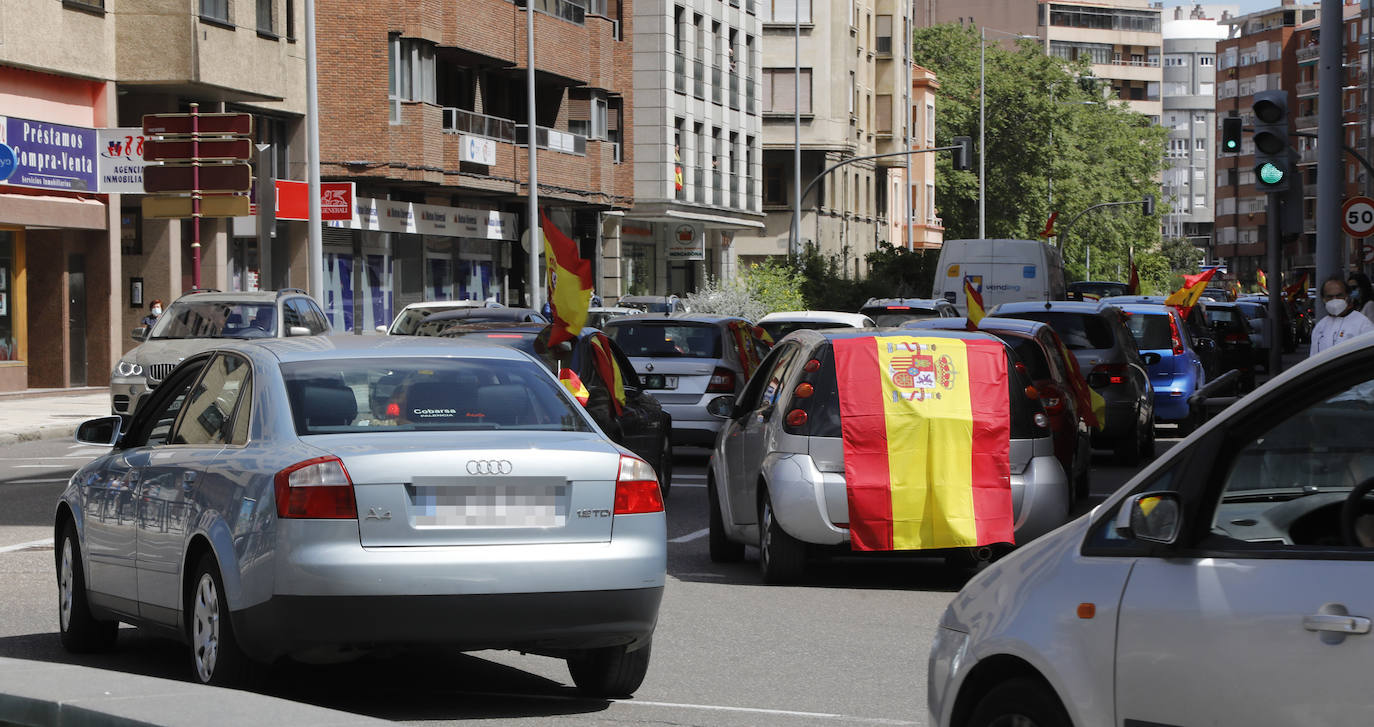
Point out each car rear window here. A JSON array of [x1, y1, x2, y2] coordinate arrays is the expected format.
[[1205, 309, 1243, 328], [991, 334, 1050, 381], [604, 322, 722, 358], [280, 357, 591, 434], [861, 308, 940, 327], [1126, 313, 1173, 351], [761, 321, 856, 340], [1000, 312, 1114, 350], [151, 301, 276, 339], [1237, 303, 1266, 320]]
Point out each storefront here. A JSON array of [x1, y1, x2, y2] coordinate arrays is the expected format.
[[618, 219, 715, 299], [322, 197, 519, 332]]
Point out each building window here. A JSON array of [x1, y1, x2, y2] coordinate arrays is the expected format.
[[875, 14, 892, 55], [764, 164, 786, 205], [257, 0, 274, 33], [761, 0, 810, 24], [1199, 54, 1213, 66], [762, 68, 812, 114], [389, 35, 437, 122], [64, 0, 104, 9], [201, 0, 229, 22], [926, 102, 935, 145], [875, 94, 892, 133], [848, 72, 856, 115]]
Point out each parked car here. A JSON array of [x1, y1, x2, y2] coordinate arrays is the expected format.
[[586, 306, 643, 330], [1203, 301, 1257, 391], [62, 336, 665, 695], [1201, 285, 1235, 302], [932, 238, 1068, 313], [1232, 299, 1276, 368], [705, 328, 1069, 582], [439, 322, 674, 495], [617, 295, 688, 314], [603, 315, 769, 446], [1102, 294, 1220, 381], [111, 289, 330, 416], [1116, 303, 1208, 434], [906, 317, 1095, 502], [1066, 280, 1129, 301], [381, 300, 503, 335], [757, 311, 875, 341], [927, 330, 1374, 727], [858, 298, 959, 327], [990, 301, 1158, 465], [1236, 295, 1298, 354], [410, 307, 547, 336]]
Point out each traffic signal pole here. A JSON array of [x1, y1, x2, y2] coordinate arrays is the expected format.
[[1267, 191, 1282, 376], [1317, 0, 1343, 322]]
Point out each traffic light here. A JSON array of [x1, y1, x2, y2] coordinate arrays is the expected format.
[[1142, 193, 1155, 216], [1251, 90, 1290, 193], [952, 136, 973, 171], [1221, 116, 1243, 154]]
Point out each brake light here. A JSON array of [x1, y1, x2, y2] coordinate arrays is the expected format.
[[1024, 385, 1040, 400], [785, 409, 808, 427], [614, 456, 664, 514], [274, 456, 356, 519], [707, 366, 736, 393], [803, 359, 821, 372], [794, 382, 815, 399], [1039, 384, 1066, 416], [1168, 315, 1184, 356], [887, 305, 912, 310], [1088, 363, 1129, 388], [1224, 332, 1247, 344]]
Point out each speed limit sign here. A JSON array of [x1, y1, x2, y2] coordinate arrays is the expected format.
[[1343, 196, 1374, 238]]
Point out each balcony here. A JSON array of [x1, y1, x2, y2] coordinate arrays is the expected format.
[[1297, 80, 1318, 98], [1299, 147, 1319, 165], [730, 71, 740, 110], [694, 58, 706, 99], [1297, 45, 1320, 64], [712, 65, 723, 105], [746, 77, 757, 115], [442, 107, 517, 141], [1296, 113, 1319, 129], [674, 53, 687, 94], [515, 124, 587, 155]]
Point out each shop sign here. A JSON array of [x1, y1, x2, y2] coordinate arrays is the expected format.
[[97, 128, 150, 193], [327, 196, 518, 240], [622, 222, 655, 242], [459, 135, 497, 166], [275, 180, 355, 221], [0, 116, 98, 192], [666, 224, 704, 261]]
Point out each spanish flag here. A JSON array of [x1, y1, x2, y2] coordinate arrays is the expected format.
[[1284, 272, 1308, 300], [964, 277, 986, 331], [542, 211, 594, 348], [833, 335, 1013, 551], [729, 321, 763, 377], [1055, 338, 1104, 431], [559, 368, 590, 405], [1127, 251, 1140, 295], [1164, 268, 1218, 309], [1257, 268, 1268, 291], [674, 148, 684, 192], [588, 333, 625, 415]]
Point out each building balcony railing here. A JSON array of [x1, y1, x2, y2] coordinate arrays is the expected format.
[[1106, 58, 1160, 68], [1297, 80, 1318, 97], [694, 58, 706, 99], [1297, 45, 1321, 63], [442, 107, 518, 142], [674, 53, 687, 94], [1300, 147, 1320, 164], [729, 72, 740, 110], [1296, 114, 1319, 129], [746, 77, 757, 114], [694, 176, 707, 203], [521, 0, 588, 26], [712, 65, 723, 105], [515, 124, 587, 155]]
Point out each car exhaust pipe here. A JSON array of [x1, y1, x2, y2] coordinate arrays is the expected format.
[[975, 546, 994, 562]]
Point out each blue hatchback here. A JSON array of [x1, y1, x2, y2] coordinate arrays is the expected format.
[[1116, 303, 1207, 432]]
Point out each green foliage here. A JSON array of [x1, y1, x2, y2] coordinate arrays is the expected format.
[[685, 260, 806, 320], [913, 24, 1169, 284], [796, 242, 941, 310]]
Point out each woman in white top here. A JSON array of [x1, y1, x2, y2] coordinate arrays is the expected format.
[[1347, 271, 1374, 324], [1311, 276, 1374, 356]]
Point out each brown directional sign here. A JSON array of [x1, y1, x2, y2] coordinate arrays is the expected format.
[[143, 163, 252, 194], [142, 113, 253, 137], [142, 195, 251, 219], [144, 138, 252, 162]]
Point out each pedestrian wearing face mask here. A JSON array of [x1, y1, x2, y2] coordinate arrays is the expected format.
[[1347, 271, 1374, 324], [1311, 277, 1374, 356], [141, 299, 163, 330]]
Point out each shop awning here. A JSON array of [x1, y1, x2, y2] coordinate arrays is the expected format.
[[0, 192, 107, 230], [661, 208, 766, 230]]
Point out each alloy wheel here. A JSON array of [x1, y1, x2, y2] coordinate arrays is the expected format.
[[59, 538, 74, 632], [192, 573, 221, 682]]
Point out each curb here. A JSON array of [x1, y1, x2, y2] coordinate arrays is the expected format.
[[0, 423, 83, 448]]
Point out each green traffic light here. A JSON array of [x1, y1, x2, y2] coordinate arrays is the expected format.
[[1258, 162, 1285, 185], [1225, 139, 1238, 150]]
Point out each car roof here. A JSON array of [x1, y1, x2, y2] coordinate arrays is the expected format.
[[861, 298, 949, 309], [588, 306, 642, 314], [422, 307, 543, 322], [399, 300, 494, 310], [759, 311, 873, 325], [618, 295, 677, 302], [782, 327, 1003, 345], [1113, 303, 1178, 316], [993, 300, 1108, 314], [226, 334, 538, 364], [170, 290, 302, 304], [1100, 295, 1169, 304], [602, 313, 747, 325], [904, 316, 1050, 337], [1205, 301, 1241, 310]]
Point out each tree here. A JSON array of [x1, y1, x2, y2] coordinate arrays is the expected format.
[[913, 24, 1169, 283], [685, 260, 806, 320]]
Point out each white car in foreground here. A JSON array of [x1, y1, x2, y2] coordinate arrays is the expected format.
[[929, 333, 1374, 727]]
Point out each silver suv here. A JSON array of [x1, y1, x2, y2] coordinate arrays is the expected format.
[[705, 329, 1069, 583], [111, 289, 329, 415]]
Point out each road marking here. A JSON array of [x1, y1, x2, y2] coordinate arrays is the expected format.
[[671, 482, 705, 488], [13, 464, 81, 469], [6, 478, 71, 485], [670, 527, 709, 543], [0, 538, 53, 554], [459, 690, 920, 725], [675, 472, 707, 479]]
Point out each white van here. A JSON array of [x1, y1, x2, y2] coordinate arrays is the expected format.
[[933, 239, 1066, 314]]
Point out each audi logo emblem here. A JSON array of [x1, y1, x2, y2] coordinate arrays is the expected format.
[[467, 459, 513, 475]]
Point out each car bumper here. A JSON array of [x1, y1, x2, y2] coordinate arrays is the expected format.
[[661, 403, 722, 445], [1092, 399, 1140, 441], [1150, 379, 1195, 421], [109, 377, 148, 415], [927, 625, 971, 727]]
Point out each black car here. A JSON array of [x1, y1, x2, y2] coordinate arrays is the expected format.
[[1067, 281, 1130, 301], [1203, 302, 1257, 391], [439, 323, 675, 496], [1236, 295, 1299, 354]]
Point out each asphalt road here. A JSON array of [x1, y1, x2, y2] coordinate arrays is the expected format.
[[0, 438, 1163, 726]]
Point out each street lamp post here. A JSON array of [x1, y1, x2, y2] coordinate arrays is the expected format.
[[979, 27, 1039, 239]]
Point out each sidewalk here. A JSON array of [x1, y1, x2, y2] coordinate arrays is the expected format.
[[0, 389, 110, 446]]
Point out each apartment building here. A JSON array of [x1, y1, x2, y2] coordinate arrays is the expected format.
[[1161, 6, 1228, 248], [1213, 2, 1317, 280], [315, 0, 631, 328], [622, 0, 763, 296], [732, 0, 928, 277], [0, 0, 306, 392]]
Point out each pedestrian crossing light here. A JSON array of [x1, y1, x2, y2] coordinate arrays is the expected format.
[[1251, 90, 1290, 193], [1222, 116, 1243, 154]]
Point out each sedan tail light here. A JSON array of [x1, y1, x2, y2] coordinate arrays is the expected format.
[[614, 456, 665, 514], [274, 456, 357, 519], [1038, 383, 1066, 416], [1224, 333, 1248, 344], [1088, 363, 1128, 388], [706, 366, 736, 393]]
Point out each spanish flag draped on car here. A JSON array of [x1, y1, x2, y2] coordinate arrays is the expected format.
[[964, 278, 986, 330], [542, 211, 594, 347], [588, 334, 626, 415], [833, 335, 1013, 551]]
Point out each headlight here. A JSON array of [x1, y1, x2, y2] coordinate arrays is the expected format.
[[114, 360, 144, 377]]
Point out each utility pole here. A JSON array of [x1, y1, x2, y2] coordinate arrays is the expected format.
[[1316, 0, 1343, 320]]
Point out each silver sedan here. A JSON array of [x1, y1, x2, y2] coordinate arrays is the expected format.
[[57, 336, 666, 696]]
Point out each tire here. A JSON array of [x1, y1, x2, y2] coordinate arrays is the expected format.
[[567, 638, 652, 698], [1112, 422, 1141, 467], [967, 677, 1071, 727], [188, 553, 252, 687], [1072, 461, 1090, 502], [708, 474, 744, 563], [56, 521, 118, 653], [759, 490, 806, 584], [655, 434, 672, 500], [1142, 422, 1156, 458]]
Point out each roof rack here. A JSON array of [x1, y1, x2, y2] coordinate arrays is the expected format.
[[276, 288, 310, 297], [179, 288, 222, 296]]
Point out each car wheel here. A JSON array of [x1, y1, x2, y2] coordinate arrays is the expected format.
[[759, 490, 806, 584], [656, 434, 672, 500], [56, 520, 118, 653], [567, 638, 652, 698], [1142, 422, 1156, 458], [967, 677, 1071, 727], [1073, 460, 1090, 502], [1112, 423, 1141, 467], [708, 474, 744, 563], [188, 553, 252, 687]]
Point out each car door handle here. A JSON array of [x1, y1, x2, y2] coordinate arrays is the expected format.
[[181, 470, 197, 492], [1303, 614, 1371, 634]]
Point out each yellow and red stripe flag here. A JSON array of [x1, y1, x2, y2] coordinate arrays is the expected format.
[[559, 368, 590, 405], [964, 277, 986, 330], [833, 335, 1013, 551], [1164, 267, 1218, 309], [1257, 268, 1268, 291], [542, 210, 594, 348], [588, 333, 625, 415]]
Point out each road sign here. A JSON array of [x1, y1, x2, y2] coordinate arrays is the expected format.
[[143, 163, 252, 194], [142, 195, 251, 219], [144, 138, 252, 162], [142, 113, 253, 137], [1342, 196, 1374, 238]]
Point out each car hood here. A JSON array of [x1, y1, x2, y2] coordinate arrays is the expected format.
[[124, 338, 235, 367]]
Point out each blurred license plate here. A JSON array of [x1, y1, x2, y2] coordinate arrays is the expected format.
[[642, 374, 678, 389]]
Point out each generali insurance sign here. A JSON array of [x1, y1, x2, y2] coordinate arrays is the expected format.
[[275, 180, 354, 221]]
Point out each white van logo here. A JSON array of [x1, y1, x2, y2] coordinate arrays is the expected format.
[[964, 275, 983, 294]]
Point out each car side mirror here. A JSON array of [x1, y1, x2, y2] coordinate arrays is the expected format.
[[375, 325, 388, 334], [131, 326, 148, 342], [1114, 491, 1181, 545], [706, 395, 736, 419], [288, 326, 313, 337], [75, 416, 123, 447], [1141, 352, 1162, 365]]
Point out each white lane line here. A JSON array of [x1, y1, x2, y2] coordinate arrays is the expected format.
[[458, 690, 920, 725], [671, 482, 705, 488], [670, 527, 709, 543], [0, 538, 53, 554], [13, 464, 81, 469], [675, 473, 708, 479], [6, 478, 71, 485]]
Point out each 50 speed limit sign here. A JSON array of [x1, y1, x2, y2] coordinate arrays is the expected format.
[[1343, 196, 1374, 238]]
